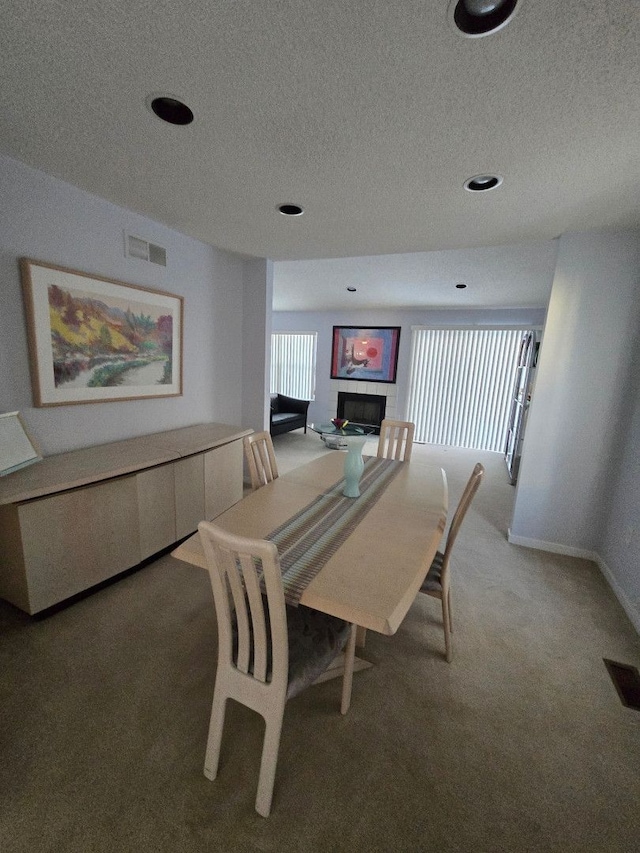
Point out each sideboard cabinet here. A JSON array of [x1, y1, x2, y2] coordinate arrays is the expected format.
[[0, 423, 251, 614]]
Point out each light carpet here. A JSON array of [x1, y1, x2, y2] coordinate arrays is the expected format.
[[1, 431, 639, 852]]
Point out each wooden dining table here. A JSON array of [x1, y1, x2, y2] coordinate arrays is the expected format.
[[172, 450, 448, 710]]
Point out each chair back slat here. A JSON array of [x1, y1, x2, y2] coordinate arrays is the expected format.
[[241, 551, 268, 682], [199, 521, 289, 691], [377, 419, 415, 462], [419, 462, 484, 662], [224, 547, 253, 674], [443, 463, 484, 562], [244, 432, 279, 490]]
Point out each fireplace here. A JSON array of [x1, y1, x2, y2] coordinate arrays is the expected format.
[[337, 391, 386, 434]]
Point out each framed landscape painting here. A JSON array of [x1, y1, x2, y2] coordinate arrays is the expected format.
[[331, 326, 401, 383], [21, 259, 183, 407]]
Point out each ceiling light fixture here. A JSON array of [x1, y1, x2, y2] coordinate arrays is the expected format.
[[449, 0, 521, 38], [148, 95, 194, 125], [277, 203, 304, 216], [464, 174, 503, 192]]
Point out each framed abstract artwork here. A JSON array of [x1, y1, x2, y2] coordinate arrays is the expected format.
[[330, 326, 401, 383], [20, 259, 183, 407]]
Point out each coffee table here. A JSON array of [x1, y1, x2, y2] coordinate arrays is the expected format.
[[310, 422, 375, 497]]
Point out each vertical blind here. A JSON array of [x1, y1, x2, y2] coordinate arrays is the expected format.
[[407, 328, 527, 451], [270, 332, 317, 400]]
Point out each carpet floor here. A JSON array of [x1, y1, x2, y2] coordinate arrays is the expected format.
[[1, 431, 639, 852]]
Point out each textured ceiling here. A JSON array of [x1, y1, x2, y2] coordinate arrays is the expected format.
[[274, 240, 559, 310], [1, 1, 639, 309]]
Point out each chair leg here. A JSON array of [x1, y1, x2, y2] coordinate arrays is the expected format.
[[441, 593, 452, 663], [448, 589, 453, 634], [204, 690, 228, 780], [341, 624, 357, 715], [255, 710, 285, 817]]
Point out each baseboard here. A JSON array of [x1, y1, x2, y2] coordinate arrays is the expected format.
[[506, 530, 597, 561], [594, 554, 640, 636], [507, 529, 640, 636]]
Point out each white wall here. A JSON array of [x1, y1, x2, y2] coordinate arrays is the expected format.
[[0, 154, 245, 455], [241, 258, 273, 434], [598, 311, 640, 629], [509, 229, 640, 628], [273, 307, 546, 426]]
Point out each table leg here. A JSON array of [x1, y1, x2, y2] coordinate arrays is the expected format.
[[341, 623, 358, 715], [311, 622, 372, 711]]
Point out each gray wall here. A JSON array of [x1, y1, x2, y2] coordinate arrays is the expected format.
[[0, 154, 245, 455], [272, 307, 547, 426], [242, 258, 273, 434], [510, 229, 640, 629], [599, 332, 640, 625]]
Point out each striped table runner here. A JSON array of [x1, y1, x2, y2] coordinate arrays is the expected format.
[[266, 456, 404, 605]]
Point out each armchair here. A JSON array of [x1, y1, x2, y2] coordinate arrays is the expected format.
[[269, 393, 310, 436]]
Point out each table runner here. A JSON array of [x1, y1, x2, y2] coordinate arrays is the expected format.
[[266, 456, 403, 605]]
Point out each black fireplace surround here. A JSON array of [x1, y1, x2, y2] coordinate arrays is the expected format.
[[337, 391, 386, 434]]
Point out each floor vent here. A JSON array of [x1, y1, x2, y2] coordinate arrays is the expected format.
[[125, 233, 167, 266], [604, 659, 640, 711]]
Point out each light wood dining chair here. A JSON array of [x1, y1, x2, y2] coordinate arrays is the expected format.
[[418, 462, 484, 662], [243, 431, 279, 490], [198, 520, 355, 817], [377, 418, 415, 462]]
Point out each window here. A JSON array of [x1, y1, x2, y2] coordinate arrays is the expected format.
[[407, 327, 532, 452], [270, 332, 317, 400]]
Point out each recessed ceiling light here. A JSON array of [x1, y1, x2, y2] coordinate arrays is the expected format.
[[449, 0, 521, 38], [277, 204, 304, 216], [148, 95, 194, 126], [464, 174, 503, 192], [347, 287, 357, 292], [456, 283, 467, 289]]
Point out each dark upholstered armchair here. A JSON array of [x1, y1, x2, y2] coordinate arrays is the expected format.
[[269, 393, 310, 436]]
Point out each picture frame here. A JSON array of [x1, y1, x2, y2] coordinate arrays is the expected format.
[[330, 326, 401, 383], [20, 259, 183, 407], [0, 411, 42, 476]]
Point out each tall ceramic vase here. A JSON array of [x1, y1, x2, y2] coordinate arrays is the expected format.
[[343, 435, 367, 497]]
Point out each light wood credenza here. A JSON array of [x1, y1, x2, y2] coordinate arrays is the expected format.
[[0, 422, 252, 614]]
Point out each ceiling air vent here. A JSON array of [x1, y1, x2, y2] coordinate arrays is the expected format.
[[125, 233, 167, 266]]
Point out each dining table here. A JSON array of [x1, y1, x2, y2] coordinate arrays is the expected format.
[[171, 450, 448, 711]]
